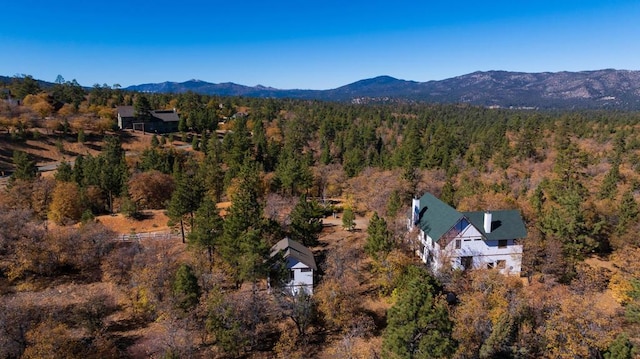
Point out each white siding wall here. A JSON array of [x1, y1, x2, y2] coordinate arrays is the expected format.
[[419, 225, 523, 275], [289, 261, 314, 295]]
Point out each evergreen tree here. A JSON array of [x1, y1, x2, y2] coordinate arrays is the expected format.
[[99, 136, 127, 213], [188, 197, 224, 267], [530, 184, 545, 216], [200, 137, 225, 202], [172, 264, 200, 312], [167, 165, 205, 243], [342, 207, 356, 231], [604, 333, 636, 359], [54, 161, 73, 182], [599, 159, 621, 200], [222, 116, 252, 179], [616, 190, 639, 235], [252, 118, 270, 169], [220, 162, 264, 285], [77, 128, 85, 144], [382, 267, 455, 358], [441, 179, 456, 207], [275, 153, 313, 195], [71, 154, 84, 185], [133, 94, 152, 122], [11, 75, 41, 99], [191, 135, 199, 151], [289, 195, 324, 247], [10, 150, 38, 182], [387, 189, 402, 218], [320, 139, 332, 165], [365, 212, 393, 261], [237, 229, 270, 283]]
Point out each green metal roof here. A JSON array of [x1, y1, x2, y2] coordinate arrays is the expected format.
[[416, 193, 463, 242], [415, 193, 527, 242], [463, 210, 527, 240]]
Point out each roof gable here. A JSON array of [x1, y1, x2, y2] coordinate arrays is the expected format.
[[270, 238, 317, 270], [416, 193, 463, 243], [463, 210, 527, 240]]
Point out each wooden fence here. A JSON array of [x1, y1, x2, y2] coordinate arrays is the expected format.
[[118, 231, 180, 241]]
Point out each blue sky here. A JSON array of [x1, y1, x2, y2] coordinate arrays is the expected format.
[[1, 1, 639, 89]]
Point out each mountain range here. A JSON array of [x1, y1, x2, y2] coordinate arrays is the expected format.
[[126, 69, 640, 110], [5, 69, 640, 110]]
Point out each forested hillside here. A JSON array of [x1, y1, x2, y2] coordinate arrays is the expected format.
[[1, 75, 640, 358]]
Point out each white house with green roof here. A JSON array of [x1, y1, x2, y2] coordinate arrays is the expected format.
[[410, 193, 527, 275]]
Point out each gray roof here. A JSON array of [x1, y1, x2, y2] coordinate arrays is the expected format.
[[270, 238, 317, 270], [116, 106, 135, 118], [151, 109, 180, 123], [415, 193, 526, 243], [116, 106, 179, 123]]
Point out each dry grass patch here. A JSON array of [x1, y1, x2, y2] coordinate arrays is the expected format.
[[95, 209, 171, 234]]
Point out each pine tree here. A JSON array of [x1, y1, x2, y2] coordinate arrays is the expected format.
[[167, 165, 205, 243], [188, 197, 224, 266], [220, 162, 264, 285], [237, 229, 270, 283], [99, 136, 127, 213], [289, 195, 324, 246], [365, 212, 393, 261], [599, 156, 621, 200], [387, 189, 402, 218], [133, 94, 152, 122], [54, 161, 73, 182], [172, 264, 200, 312], [530, 184, 545, 215], [77, 128, 85, 144], [10, 150, 38, 182], [604, 333, 636, 359], [382, 267, 455, 358], [200, 137, 225, 202], [342, 207, 356, 231], [616, 190, 639, 235], [441, 179, 456, 207]]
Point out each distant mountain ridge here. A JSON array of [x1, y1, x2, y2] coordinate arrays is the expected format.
[[5, 70, 640, 109], [125, 69, 640, 109]]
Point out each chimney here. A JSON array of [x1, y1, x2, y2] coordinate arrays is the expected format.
[[484, 212, 492, 233], [412, 197, 421, 225]]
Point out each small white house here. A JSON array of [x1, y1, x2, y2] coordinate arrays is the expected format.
[[410, 193, 527, 275], [270, 238, 317, 295]]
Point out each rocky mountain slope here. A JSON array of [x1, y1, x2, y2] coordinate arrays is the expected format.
[[125, 69, 640, 109]]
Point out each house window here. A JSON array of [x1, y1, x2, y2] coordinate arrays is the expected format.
[[455, 240, 461, 249], [461, 256, 473, 270], [300, 268, 312, 272], [454, 218, 470, 232], [487, 262, 495, 269], [498, 240, 508, 248], [289, 270, 295, 281], [497, 260, 506, 269]]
